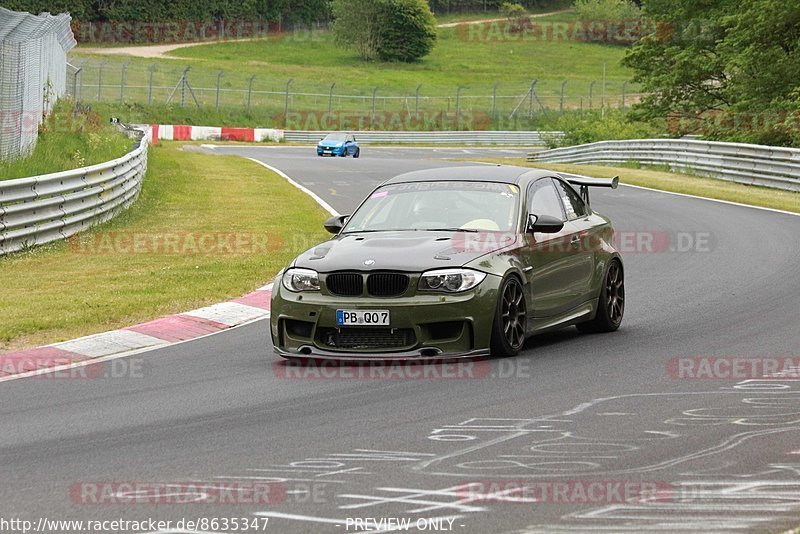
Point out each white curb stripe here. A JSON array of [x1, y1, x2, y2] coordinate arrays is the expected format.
[[183, 301, 268, 327], [52, 329, 166, 357]]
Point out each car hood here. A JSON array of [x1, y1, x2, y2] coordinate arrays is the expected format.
[[293, 231, 518, 272], [318, 140, 344, 147]]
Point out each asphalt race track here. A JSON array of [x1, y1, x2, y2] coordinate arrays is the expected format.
[[1, 146, 799, 534]]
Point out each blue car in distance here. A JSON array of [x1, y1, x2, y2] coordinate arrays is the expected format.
[[317, 133, 360, 158]]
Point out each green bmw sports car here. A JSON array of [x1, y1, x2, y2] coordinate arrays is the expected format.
[[270, 165, 624, 360]]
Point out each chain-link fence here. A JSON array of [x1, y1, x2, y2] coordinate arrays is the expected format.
[[0, 7, 76, 160], [66, 57, 642, 130]]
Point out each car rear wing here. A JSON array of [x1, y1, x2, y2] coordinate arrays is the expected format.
[[563, 173, 619, 208]]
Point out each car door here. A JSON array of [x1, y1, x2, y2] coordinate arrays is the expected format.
[[520, 178, 583, 318], [552, 177, 597, 303]]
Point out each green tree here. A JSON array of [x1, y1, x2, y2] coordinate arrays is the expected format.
[[573, 0, 642, 22], [331, 0, 388, 60], [500, 2, 528, 32], [377, 0, 437, 62], [623, 0, 800, 145], [332, 0, 437, 62]]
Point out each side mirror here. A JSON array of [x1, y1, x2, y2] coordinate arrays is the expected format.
[[527, 214, 564, 234], [324, 214, 349, 234]]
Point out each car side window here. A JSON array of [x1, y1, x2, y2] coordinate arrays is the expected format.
[[553, 179, 589, 220], [346, 135, 354, 143], [527, 179, 565, 221]]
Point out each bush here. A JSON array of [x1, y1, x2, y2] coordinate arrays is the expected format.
[[377, 0, 437, 62], [332, 0, 437, 62], [537, 109, 663, 148], [500, 2, 528, 32], [573, 0, 642, 22]]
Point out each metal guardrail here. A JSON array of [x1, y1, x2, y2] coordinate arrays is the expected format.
[[0, 126, 148, 255], [528, 139, 800, 192], [286, 130, 562, 146]]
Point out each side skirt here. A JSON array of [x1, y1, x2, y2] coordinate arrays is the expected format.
[[529, 299, 598, 335]]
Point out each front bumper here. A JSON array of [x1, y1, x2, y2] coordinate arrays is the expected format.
[[317, 145, 344, 156], [270, 274, 501, 361]]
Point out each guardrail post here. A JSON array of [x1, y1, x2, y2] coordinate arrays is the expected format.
[[215, 70, 223, 110], [589, 81, 596, 109], [284, 78, 293, 122]]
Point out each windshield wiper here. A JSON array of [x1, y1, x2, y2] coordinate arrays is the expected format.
[[425, 227, 480, 233], [341, 229, 415, 234]]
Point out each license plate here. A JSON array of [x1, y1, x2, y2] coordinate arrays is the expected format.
[[337, 310, 390, 326]]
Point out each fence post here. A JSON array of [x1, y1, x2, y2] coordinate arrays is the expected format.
[[492, 82, 499, 120], [622, 81, 627, 109], [455, 86, 463, 130], [180, 67, 190, 107], [147, 64, 156, 104], [97, 60, 106, 100], [284, 78, 293, 122], [560, 80, 567, 114], [72, 66, 82, 100], [371, 87, 378, 129], [215, 71, 223, 110], [415, 84, 422, 115], [528, 80, 538, 118], [120, 61, 129, 102], [328, 82, 335, 114], [589, 81, 596, 109], [247, 75, 256, 112]]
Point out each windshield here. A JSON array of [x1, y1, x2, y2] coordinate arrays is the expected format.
[[323, 133, 347, 142], [343, 181, 520, 233]]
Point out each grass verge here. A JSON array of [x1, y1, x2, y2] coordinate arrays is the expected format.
[[0, 142, 329, 351], [0, 101, 131, 181], [473, 159, 800, 214]]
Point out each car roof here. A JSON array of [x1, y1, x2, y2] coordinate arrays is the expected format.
[[383, 165, 555, 186]]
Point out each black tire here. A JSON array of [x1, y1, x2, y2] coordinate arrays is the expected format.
[[577, 259, 624, 333], [339, 150, 347, 157], [490, 276, 527, 357], [354, 148, 360, 158]]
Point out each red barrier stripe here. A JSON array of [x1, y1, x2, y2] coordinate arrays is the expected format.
[[150, 124, 159, 145], [221, 127, 255, 142], [173, 125, 192, 140]]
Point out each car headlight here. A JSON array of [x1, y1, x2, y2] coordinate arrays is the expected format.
[[282, 268, 320, 292], [418, 268, 487, 293]]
